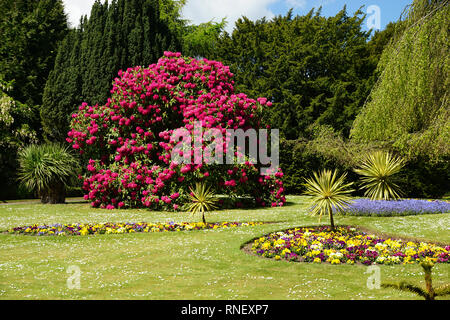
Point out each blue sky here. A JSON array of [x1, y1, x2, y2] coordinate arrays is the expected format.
[[268, 0, 412, 30], [63, 0, 413, 33]]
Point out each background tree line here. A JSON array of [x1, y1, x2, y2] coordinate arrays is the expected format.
[[0, 0, 448, 199]]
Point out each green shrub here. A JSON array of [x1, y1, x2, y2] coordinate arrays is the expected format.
[[354, 151, 405, 200], [17, 143, 80, 203], [303, 169, 354, 231], [185, 182, 218, 224]]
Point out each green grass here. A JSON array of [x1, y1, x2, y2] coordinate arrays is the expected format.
[[0, 195, 449, 300]]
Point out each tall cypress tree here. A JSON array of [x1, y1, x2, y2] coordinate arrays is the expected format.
[[0, 0, 68, 107], [42, 0, 181, 141], [41, 28, 83, 140]]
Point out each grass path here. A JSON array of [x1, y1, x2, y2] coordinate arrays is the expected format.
[[0, 196, 448, 300]]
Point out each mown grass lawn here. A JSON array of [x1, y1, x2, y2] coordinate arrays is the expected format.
[[0, 195, 448, 300]]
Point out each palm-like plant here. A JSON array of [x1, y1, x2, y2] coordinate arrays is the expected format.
[[17, 143, 80, 203], [354, 151, 405, 200], [186, 182, 218, 224], [382, 261, 450, 300], [303, 169, 354, 231]]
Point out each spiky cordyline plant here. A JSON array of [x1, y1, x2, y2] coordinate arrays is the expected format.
[[382, 261, 450, 300], [354, 151, 405, 200], [303, 169, 354, 231], [17, 143, 79, 203], [186, 182, 218, 224]]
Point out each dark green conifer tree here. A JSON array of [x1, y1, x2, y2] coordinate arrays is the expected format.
[[0, 0, 68, 107]]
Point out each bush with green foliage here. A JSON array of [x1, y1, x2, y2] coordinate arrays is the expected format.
[[17, 143, 80, 203], [0, 76, 38, 200], [186, 182, 218, 223], [354, 151, 405, 200], [282, 124, 448, 199], [303, 169, 354, 231]]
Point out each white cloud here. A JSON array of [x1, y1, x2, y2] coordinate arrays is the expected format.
[[285, 0, 307, 9], [182, 0, 279, 33], [62, 0, 96, 27], [62, 0, 294, 33]]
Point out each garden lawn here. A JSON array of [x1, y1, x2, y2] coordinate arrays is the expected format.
[[0, 196, 449, 300]]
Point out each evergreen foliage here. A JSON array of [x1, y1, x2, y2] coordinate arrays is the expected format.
[[0, 75, 39, 199], [0, 0, 68, 107], [213, 8, 378, 139], [17, 143, 80, 203], [186, 182, 218, 224], [183, 19, 227, 59], [354, 151, 405, 200], [303, 169, 354, 231]]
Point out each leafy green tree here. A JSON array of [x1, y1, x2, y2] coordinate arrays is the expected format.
[[214, 7, 377, 139], [0, 75, 38, 199], [351, 0, 449, 161], [183, 19, 227, 59], [41, 29, 83, 141], [0, 0, 68, 107], [159, 0, 188, 39], [42, 0, 181, 142]]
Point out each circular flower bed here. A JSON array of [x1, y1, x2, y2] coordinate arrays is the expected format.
[[250, 226, 449, 265], [343, 199, 450, 217], [5, 221, 265, 236]]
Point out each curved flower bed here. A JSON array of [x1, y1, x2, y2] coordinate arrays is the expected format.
[[250, 226, 449, 265], [5, 221, 265, 236], [343, 199, 450, 217]]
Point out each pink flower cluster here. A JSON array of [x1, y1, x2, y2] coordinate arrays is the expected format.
[[68, 52, 285, 210]]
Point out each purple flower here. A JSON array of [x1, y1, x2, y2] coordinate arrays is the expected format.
[[345, 199, 450, 216]]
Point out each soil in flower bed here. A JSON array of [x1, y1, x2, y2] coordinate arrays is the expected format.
[[243, 225, 450, 266], [4, 221, 267, 236]]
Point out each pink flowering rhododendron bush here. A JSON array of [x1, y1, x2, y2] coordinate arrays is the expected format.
[[67, 52, 285, 210]]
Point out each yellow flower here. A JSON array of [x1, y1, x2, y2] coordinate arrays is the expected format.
[[275, 255, 281, 260], [405, 248, 417, 256], [80, 228, 89, 236], [423, 256, 437, 263], [331, 259, 340, 265], [313, 258, 321, 263], [261, 242, 272, 250]]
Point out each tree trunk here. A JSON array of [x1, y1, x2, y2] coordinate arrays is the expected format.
[[202, 212, 206, 224], [47, 183, 66, 204], [39, 189, 49, 204], [329, 211, 335, 231], [424, 265, 435, 300]]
